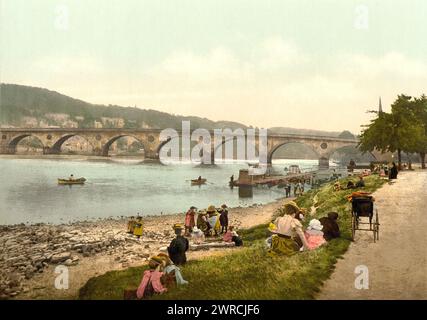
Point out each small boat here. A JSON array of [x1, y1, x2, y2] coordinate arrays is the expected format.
[[191, 178, 207, 185], [58, 178, 86, 185]]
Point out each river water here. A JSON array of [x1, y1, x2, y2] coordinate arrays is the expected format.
[[0, 157, 321, 225]]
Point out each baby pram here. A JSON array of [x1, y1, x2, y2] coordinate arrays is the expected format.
[[350, 195, 379, 242]]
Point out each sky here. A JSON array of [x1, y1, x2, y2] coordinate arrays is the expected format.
[[1, 0, 426, 133]]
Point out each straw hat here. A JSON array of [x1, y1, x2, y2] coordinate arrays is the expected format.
[[207, 205, 216, 213], [221, 204, 228, 208], [148, 255, 164, 268], [283, 201, 302, 215], [172, 223, 184, 230], [307, 219, 323, 231], [157, 252, 172, 265]]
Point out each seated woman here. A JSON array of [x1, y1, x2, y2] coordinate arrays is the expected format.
[[268, 201, 309, 256], [304, 219, 326, 250], [346, 181, 355, 189], [333, 182, 341, 191], [355, 176, 365, 188]]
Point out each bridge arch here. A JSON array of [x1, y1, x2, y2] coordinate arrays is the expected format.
[[213, 136, 260, 162], [102, 135, 146, 157], [8, 134, 45, 154], [267, 141, 320, 164], [51, 134, 95, 154]]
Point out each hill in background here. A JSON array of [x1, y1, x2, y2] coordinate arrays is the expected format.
[[0, 83, 363, 160]]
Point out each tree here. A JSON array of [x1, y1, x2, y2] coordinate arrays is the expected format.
[[338, 130, 355, 139], [412, 95, 427, 168], [390, 95, 426, 168], [359, 94, 427, 169]]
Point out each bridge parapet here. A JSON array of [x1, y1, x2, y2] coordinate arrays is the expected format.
[[0, 128, 359, 166]]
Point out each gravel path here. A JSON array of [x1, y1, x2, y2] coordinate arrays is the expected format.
[[318, 171, 427, 300]]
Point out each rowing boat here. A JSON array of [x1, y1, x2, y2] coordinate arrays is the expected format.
[[191, 178, 206, 185], [58, 178, 86, 185]]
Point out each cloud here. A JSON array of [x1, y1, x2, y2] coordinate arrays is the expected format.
[[14, 37, 427, 132]]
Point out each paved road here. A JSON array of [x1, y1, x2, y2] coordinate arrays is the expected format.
[[318, 171, 427, 299]]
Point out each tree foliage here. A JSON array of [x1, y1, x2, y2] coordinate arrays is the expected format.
[[359, 94, 427, 168]]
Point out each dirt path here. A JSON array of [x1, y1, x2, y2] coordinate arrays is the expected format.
[[318, 171, 427, 300]]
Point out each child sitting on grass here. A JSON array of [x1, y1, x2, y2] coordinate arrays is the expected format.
[[223, 226, 243, 246], [304, 219, 326, 250]]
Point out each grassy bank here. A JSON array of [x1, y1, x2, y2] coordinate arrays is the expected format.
[[79, 176, 386, 300]]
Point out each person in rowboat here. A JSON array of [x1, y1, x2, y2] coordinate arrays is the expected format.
[[69, 174, 75, 181]]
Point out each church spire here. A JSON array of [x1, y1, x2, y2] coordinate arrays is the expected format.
[[378, 96, 383, 114]]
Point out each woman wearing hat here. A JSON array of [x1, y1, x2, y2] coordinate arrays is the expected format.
[[268, 201, 309, 256], [196, 210, 210, 236], [206, 205, 221, 236]]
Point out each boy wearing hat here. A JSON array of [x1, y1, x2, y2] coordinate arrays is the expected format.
[[167, 224, 189, 265], [219, 204, 229, 234]]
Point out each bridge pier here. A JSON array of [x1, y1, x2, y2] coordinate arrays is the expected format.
[[42, 147, 61, 155], [0, 146, 14, 154], [318, 157, 330, 170], [143, 150, 160, 163]]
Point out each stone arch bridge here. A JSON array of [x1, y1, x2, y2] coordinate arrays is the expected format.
[[0, 128, 359, 168]]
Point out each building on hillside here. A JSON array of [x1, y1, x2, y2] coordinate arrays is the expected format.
[[39, 120, 50, 127], [22, 117, 38, 127], [140, 121, 151, 129], [63, 120, 78, 128], [94, 121, 103, 128], [45, 113, 70, 122], [101, 117, 125, 128]]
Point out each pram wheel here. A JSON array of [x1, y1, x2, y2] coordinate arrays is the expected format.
[[351, 214, 357, 241]]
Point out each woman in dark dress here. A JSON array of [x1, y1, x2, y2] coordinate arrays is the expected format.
[[389, 162, 398, 179]]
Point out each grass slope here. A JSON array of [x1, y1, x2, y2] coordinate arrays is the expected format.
[[79, 176, 386, 300]]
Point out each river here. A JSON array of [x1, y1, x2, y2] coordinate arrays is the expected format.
[[0, 157, 323, 225]]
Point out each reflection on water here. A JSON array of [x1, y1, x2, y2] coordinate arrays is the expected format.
[[0, 158, 319, 225], [238, 185, 254, 198]]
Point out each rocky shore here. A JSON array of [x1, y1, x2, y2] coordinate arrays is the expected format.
[[0, 200, 284, 300]]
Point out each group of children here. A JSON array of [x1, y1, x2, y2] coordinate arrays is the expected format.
[[185, 204, 243, 246], [126, 214, 144, 238]]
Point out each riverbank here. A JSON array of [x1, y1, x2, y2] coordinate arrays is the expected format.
[[78, 175, 386, 300], [0, 200, 285, 300]]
